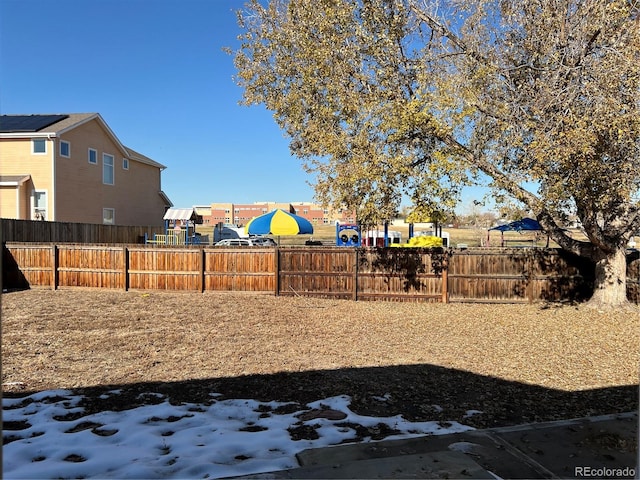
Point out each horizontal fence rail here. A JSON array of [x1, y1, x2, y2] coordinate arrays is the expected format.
[[2, 243, 639, 304]]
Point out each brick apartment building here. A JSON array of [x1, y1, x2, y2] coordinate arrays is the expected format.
[[195, 202, 355, 226]]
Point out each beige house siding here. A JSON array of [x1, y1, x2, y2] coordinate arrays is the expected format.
[[55, 119, 123, 223], [18, 182, 32, 218], [0, 138, 54, 219], [110, 161, 166, 225], [16, 180, 32, 219], [1, 114, 170, 226], [54, 118, 167, 226], [0, 187, 18, 217]]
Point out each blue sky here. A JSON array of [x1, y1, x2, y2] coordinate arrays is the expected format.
[[1, 0, 487, 213], [0, 0, 320, 207]]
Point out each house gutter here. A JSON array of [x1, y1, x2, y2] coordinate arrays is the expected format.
[[0, 132, 53, 139]]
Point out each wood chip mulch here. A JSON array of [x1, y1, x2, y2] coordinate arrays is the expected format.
[[2, 289, 638, 429]]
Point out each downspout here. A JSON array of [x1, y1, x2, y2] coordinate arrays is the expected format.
[[48, 133, 55, 221]]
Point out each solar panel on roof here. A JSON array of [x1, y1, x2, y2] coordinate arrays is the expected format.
[[0, 114, 69, 133]]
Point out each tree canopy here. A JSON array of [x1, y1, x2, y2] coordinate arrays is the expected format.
[[232, 0, 640, 306]]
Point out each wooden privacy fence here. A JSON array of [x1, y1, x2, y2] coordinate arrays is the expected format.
[[1, 218, 164, 244], [3, 243, 639, 303], [277, 247, 449, 301], [448, 248, 596, 303]]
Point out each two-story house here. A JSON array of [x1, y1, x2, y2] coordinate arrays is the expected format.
[[0, 113, 172, 226]]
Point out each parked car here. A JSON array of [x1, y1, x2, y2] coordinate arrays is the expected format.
[[214, 239, 253, 246], [251, 237, 277, 247]]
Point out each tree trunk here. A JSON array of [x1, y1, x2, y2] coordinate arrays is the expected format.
[[587, 247, 629, 308]]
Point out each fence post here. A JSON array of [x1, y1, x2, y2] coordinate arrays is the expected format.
[[199, 248, 205, 293], [274, 246, 280, 296], [122, 246, 129, 291], [51, 244, 58, 290], [441, 253, 449, 303], [353, 248, 358, 301], [526, 251, 534, 304]]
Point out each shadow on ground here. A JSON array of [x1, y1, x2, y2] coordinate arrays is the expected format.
[[7, 364, 637, 431]]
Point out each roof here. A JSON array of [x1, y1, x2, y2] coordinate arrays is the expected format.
[[0, 174, 31, 186], [163, 208, 203, 223], [125, 147, 166, 170], [0, 113, 96, 134], [0, 115, 70, 132], [0, 113, 166, 169], [159, 191, 173, 208]]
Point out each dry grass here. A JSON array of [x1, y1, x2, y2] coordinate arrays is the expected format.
[[2, 289, 638, 428], [198, 224, 587, 248]]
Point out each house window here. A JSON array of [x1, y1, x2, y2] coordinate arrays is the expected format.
[[32, 190, 47, 220], [103, 208, 115, 225], [32, 138, 46, 154], [123, 158, 129, 170], [60, 140, 70, 157], [88, 148, 97, 164], [103, 153, 114, 185]]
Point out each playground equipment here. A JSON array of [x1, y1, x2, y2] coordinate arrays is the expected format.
[[336, 220, 449, 247], [412, 230, 450, 247], [392, 235, 443, 248], [336, 223, 361, 247], [337, 221, 402, 247], [362, 228, 402, 247], [145, 208, 207, 245], [408, 223, 449, 247]]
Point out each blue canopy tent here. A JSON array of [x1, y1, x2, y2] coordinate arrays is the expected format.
[[488, 218, 548, 247]]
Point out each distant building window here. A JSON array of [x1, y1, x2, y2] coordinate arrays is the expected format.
[[103, 208, 115, 225], [103, 153, 114, 185], [60, 140, 70, 157], [123, 158, 129, 170], [32, 138, 46, 154], [88, 148, 97, 164]]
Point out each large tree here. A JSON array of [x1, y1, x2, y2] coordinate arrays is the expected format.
[[231, 0, 640, 307]]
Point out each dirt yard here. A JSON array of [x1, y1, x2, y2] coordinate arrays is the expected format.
[[2, 289, 638, 429]]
